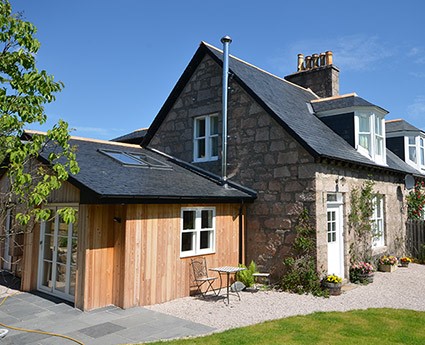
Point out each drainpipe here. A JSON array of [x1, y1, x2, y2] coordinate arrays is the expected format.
[[221, 35, 232, 185]]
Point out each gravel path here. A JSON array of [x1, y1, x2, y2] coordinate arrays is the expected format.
[[146, 263, 425, 331]]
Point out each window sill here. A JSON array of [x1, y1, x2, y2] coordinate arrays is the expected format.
[[180, 250, 215, 259], [192, 157, 219, 163]]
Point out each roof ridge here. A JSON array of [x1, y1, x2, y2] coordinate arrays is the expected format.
[[311, 93, 358, 103], [24, 130, 141, 148], [385, 119, 403, 123], [201, 41, 319, 98]]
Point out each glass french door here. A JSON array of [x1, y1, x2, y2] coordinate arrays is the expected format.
[[38, 207, 78, 302]]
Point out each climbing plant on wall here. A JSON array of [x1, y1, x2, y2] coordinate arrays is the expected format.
[[406, 181, 425, 220], [348, 180, 375, 263]]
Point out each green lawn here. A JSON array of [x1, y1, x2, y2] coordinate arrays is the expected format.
[[141, 308, 425, 345]]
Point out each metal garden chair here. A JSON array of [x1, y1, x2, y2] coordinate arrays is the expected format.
[[191, 257, 218, 298]]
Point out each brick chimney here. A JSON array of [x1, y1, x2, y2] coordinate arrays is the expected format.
[[284, 51, 339, 98]]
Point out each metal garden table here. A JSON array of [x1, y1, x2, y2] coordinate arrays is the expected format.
[[209, 266, 246, 304]]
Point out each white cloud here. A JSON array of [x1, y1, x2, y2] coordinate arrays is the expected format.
[[408, 47, 421, 56], [407, 95, 425, 118], [72, 126, 126, 139], [271, 34, 395, 73]]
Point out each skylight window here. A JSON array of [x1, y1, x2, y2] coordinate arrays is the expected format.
[[100, 149, 171, 169]]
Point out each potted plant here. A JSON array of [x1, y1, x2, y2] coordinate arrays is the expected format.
[[349, 261, 375, 284], [322, 274, 343, 296], [399, 257, 412, 268], [378, 255, 398, 272]]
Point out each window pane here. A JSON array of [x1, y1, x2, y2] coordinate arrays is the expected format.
[[210, 116, 218, 135], [200, 230, 212, 249], [359, 116, 370, 132], [196, 118, 206, 137], [181, 232, 194, 252], [183, 211, 195, 230], [421, 147, 425, 165], [210, 136, 218, 157], [103, 151, 145, 165], [375, 116, 382, 135], [359, 134, 370, 151], [201, 210, 213, 228], [408, 136, 416, 145], [197, 139, 205, 158], [376, 137, 383, 155], [409, 146, 417, 162]]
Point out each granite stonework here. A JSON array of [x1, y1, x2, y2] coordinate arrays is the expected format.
[[149, 54, 408, 278], [315, 166, 407, 279]]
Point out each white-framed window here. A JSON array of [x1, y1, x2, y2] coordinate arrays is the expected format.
[[355, 111, 386, 165], [180, 207, 215, 257], [371, 195, 385, 248], [194, 115, 218, 162], [405, 135, 425, 170]]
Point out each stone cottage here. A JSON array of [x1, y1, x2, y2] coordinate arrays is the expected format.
[[142, 40, 421, 279]]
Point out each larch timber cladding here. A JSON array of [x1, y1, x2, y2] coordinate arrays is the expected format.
[[80, 203, 241, 310]]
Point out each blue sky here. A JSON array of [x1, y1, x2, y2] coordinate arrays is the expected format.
[[11, 0, 425, 140]]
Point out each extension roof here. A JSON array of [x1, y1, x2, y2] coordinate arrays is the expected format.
[[142, 41, 419, 176], [24, 131, 255, 204], [310, 93, 388, 114], [386, 119, 422, 134]]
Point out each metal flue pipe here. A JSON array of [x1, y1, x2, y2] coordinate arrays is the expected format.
[[221, 35, 232, 184]]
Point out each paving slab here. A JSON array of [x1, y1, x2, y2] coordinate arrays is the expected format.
[[0, 291, 216, 344]]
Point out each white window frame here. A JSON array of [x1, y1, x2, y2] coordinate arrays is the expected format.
[[404, 135, 425, 171], [180, 207, 216, 257], [355, 111, 386, 165], [193, 114, 219, 162], [371, 195, 385, 248]]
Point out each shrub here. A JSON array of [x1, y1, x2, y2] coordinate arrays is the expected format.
[[281, 209, 328, 297], [236, 260, 257, 287]]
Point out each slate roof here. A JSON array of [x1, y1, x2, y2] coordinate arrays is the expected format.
[[311, 94, 388, 114], [386, 119, 421, 134], [30, 133, 255, 204], [143, 42, 419, 176], [111, 128, 147, 144]]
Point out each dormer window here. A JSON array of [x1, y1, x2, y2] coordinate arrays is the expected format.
[[355, 111, 386, 165], [405, 135, 425, 170]]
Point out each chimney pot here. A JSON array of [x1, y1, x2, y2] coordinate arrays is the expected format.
[[312, 54, 319, 68], [319, 53, 326, 66], [325, 51, 333, 65], [305, 56, 312, 70], [297, 54, 305, 71]]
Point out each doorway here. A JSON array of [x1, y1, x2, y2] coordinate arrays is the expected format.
[[326, 193, 344, 278], [38, 206, 78, 302]]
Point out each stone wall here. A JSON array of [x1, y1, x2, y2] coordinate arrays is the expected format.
[[150, 54, 317, 275], [315, 165, 407, 278], [149, 53, 408, 279]]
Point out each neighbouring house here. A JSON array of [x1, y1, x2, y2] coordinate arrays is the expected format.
[[386, 118, 425, 174], [111, 127, 148, 145], [142, 40, 422, 281], [0, 132, 255, 310]]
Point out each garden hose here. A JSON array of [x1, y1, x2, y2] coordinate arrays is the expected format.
[[0, 292, 85, 345]]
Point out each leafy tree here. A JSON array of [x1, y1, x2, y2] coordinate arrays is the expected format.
[[0, 0, 79, 245]]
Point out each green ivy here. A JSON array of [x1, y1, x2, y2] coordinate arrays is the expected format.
[[348, 180, 375, 263]]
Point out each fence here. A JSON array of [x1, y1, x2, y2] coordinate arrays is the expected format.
[[406, 219, 425, 259]]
